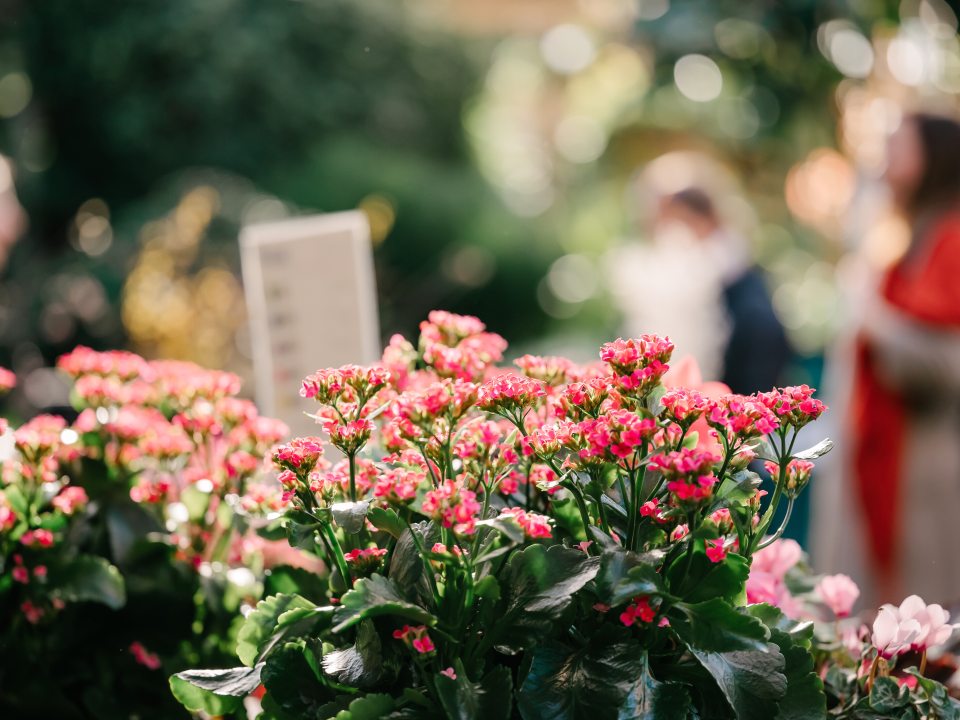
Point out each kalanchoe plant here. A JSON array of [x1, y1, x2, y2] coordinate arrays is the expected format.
[[166, 309, 878, 720], [0, 351, 299, 718]]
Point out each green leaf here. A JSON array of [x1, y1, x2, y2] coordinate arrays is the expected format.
[[618, 656, 691, 720], [258, 605, 335, 665], [518, 627, 646, 720], [436, 663, 513, 720], [331, 501, 371, 534], [768, 626, 826, 720], [50, 555, 125, 610], [331, 693, 397, 720], [169, 675, 243, 715], [388, 521, 438, 601], [332, 574, 436, 633], [262, 644, 329, 716], [322, 620, 385, 688], [793, 438, 833, 460], [237, 593, 316, 667], [869, 676, 909, 713], [670, 599, 770, 653], [715, 471, 762, 505], [493, 544, 600, 652], [595, 547, 665, 607], [690, 647, 787, 720], [367, 506, 405, 538], [172, 665, 263, 696], [665, 545, 750, 604]]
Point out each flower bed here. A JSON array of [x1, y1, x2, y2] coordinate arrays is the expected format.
[[2, 311, 957, 719]]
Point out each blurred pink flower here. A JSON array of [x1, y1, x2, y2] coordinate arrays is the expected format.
[[886, 595, 958, 652], [816, 574, 860, 618]]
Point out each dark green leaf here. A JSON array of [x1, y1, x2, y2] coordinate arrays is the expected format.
[[388, 521, 439, 601], [258, 605, 335, 665], [169, 676, 243, 715], [436, 663, 512, 720], [262, 644, 329, 716], [367, 506, 406, 538], [331, 693, 397, 720], [691, 646, 787, 720], [869, 676, 909, 713], [665, 545, 750, 603], [50, 555, 125, 610], [332, 574, 436, 633], [670, 599, 770, 653], [331, 501, 371, 534], [493, 544, 599, 652], [767, 626, 825, 720], [172, 665, 263, 696], [322, 620, 385, 688], [518, 627, 646, 720], [595, 547, 665, 607], [237, 593, 316, 667], [619, 655, 691, 720], [715, 471, 762, 505]]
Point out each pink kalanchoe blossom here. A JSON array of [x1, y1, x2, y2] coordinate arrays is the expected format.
[[0, 366, 15, 393], [20, 528, 55, 549], [640, 498, 669, 524], [649, 448, 720, 505], [374, 468, 424, 505], [705, 538, 728, 564], [51, 486, 89, 516], [419, 311, 507, 381], [273, 437, 324, 475], [498, 507, 553, 539], [129, 476, 171, 504], [763, 459, 815, 496], [882, 595, 959, 652], [620, 596, 657, 626], [57, 346, 150, 380], [393, 624, 435, 654], [129, 641, 162, 670], [20, 600, 44, 624], [816, 574, 860, 618], [14, 414, 67, 460], [514, 354, 583, 386], [600, 335, 674, 398], [671, 524, 689, 541], [422, 480, 481, 535], [872, 606, 922, 660], [326, 419, 374, 455], [757, 385, 826, 429], [440, 667, 457, 680], [11, 555, 28, 584], [477, 373, 547, 416], [706, 395, 779, 443], [661, 387, 710, 428], [343, 547, 388, 575]]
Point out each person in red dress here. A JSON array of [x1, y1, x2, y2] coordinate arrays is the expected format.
[[845, 113, 960, 606]]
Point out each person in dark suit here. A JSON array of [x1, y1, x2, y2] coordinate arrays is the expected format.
[[657, 187, 791, 395]]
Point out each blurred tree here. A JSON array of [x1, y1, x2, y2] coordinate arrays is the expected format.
[[0, 0, 552, 414]]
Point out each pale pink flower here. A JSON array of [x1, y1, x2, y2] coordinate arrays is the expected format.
[[872, 606, 921, 660], [816, 574, 860, 618], [440, 667, 457, 680], [887, 595, 958, 652]]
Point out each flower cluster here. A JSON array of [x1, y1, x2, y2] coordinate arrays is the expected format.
[[421, 480, 481, 535], [600, 335, 674, 397], [648, 448, 720, 505], [418, 310, 507, 381], [392, 624, 435, 655], [498, 507, 553, 539]]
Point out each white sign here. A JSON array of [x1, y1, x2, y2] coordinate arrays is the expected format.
[[240, 211, 380, 436]]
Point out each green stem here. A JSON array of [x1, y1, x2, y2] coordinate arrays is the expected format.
[[319, 523, 353, 590], [348, 451, 357, 502], [755, 496, 794, 551]]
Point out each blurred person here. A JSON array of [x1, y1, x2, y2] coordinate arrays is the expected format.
[[654, 187, 791, 394], [814, 113, 960, 607], [0, 155, 26, 270]]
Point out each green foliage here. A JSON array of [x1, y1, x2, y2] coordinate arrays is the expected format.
[[49, 554, 126, 609], [236, 593, 317, 667], [332, 574, 436, 633]]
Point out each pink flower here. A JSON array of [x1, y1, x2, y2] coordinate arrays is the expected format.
[[129, 641, 162, 670], [498, 507, 553, 539], [477, 373, 547, 415], [20, 529, 55, 549], [872, 606, 921, 660], [620, 596, 657, 626], [422, 480, 481, 535], [412, 635, 435, 654], [705, 538, 727, 564], [746, 539, 802, 612], [885, 595, 958, 652], [816, 574, 860, 618], [51, 486, 89, 516], [440, 667, 457, 680], [11, 566, 28, 584], [0, 367, 15, 393]]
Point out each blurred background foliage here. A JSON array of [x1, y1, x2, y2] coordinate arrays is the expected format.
[[0, 0, 958, 418]]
